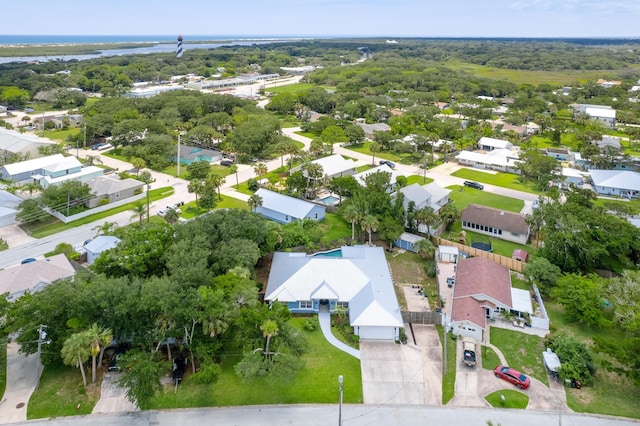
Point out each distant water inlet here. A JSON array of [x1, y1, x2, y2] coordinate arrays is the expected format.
[[311, 249, 343, 258]]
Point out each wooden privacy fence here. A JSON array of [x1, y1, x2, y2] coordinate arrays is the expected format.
[[401, 310, 442, 325], [435, 237, 525, 273]]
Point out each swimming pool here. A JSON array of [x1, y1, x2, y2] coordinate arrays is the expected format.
[[311, 249, 343, 257], [319, 195, 339, 205]]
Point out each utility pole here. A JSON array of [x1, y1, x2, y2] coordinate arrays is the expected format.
[[66, 191, 70, 217], [36, 324, 48, 389], [443, 312, 447, 375], [177, 133, 181, 178], [338, 375, 343, 426], [41, 112, 45, 137], [146, 182, 151, 223]]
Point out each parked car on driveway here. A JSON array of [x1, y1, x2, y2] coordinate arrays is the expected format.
[[463, 180, 484, 190], [379, 160, 396, 169], [494, 365, 530, 389], [462, 337, 478, 367]]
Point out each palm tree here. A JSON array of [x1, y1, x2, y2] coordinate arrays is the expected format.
[[369, 141, 381, 166], [207, 173, 226, 201], [92, 221, 117, 237], [130, 201, 147, 225], [229, 164, 239, 188], [84, 155, 103, 166], [414, 238, 436, 259], [22, 182, 42, 197], [260, 319, 279, 360], [342, 203, 362, 242], [438, 203, 460, 232], [85, 323, 112, 383], [61, 332, 90, 387], [130, 157, 146, 178], [188, 179, 205, 210], [360, 214, 379, 246], [414, 206, 439, 236], [253, 162, 268, 180], [248, 193, 263, 212]]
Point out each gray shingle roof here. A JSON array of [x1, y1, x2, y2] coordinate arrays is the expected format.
[[461, 204, 529, 235]]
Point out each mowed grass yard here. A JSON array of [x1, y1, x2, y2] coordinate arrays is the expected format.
[[447, 185, 524, 212], [546, 303, 640, 419], [446, 61, 635, 85], [147, 317, 362, 409], [489, 327, 548, 386], [451, 169, 539, 195]]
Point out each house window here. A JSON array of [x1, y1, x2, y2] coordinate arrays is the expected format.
[[285, 215, 289, 221], [498, 230, 502, 235], [337, 301, 349, 309], [299, 300, 312, 309], [314, 213, 318, 219]]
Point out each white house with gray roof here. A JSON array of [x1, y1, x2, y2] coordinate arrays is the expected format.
[[1, 254, 75, 301], [86, 176, 144, 208], [0, 127, 57, 160], [0, 190, 22, 227], [85, 236, 121, 265], [265, 245, 403, 341], [254, 189, 325, 224], [354, 164, 398, 192], [589, 170, 640, 199], [295, 154, 357, 180]]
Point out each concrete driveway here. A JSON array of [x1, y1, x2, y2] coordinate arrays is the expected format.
[[450, 339, 570, 412], [360, 324, 441, 406], [91, 372, 138, 414], [0, 343, 41, 424]]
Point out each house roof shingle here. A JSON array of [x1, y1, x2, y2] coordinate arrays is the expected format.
[[461, 204, 529, 235]]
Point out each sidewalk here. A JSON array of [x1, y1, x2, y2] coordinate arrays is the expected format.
[[317, 311, 360, 359], [0, 343, 41, 424]]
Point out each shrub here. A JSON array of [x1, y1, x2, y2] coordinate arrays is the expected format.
[[426, 264, 436, 278], [99, 198, 109, 206], [304, 317, 319, 331], [547, 334, 596, 385], [191, 363, 222, 384], [247, 178, 259, 192], [397, 328, 408, 344]]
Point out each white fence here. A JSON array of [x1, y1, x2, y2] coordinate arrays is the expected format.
[[48, 193, 146, 224]]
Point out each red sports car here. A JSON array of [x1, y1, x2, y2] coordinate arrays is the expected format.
[[494, 365, 531, 389]]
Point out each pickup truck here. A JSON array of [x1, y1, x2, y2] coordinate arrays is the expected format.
[[462, 337, 478, 367]]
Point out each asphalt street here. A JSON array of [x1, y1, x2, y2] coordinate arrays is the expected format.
[[5, 405, 638, 426]]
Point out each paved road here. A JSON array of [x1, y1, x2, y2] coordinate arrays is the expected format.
[[7, 405, 638, 426]]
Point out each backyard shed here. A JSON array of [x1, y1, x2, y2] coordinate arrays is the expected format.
[[437, 245, 459, 263], [394, 232, 425, 253], [512, 249, 529, 262]]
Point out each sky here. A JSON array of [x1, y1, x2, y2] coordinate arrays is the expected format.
[[3, 0, 640, 38]]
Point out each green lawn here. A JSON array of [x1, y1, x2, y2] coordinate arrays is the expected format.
[[451, 228, 534, 258], [481, 345, 501, 370], [447, 61, 623, 85], [0, 238, 7, 251], [265, 83, 318, 94], [0, 341, 6, 401], [345, 142, 417, 165], [42, 128, 81, 142], [406, 174, 434, 185], [147, 317, 362, 408], [489, 327, 548, 386], [180, 196, 248, 219], [22, 187, 174, 238], [437, 326, 457, 405], [320, 213, 351, 242], [451, 169, 539, 195], [485, 389, 529, 409], [545, 303, 640, 419], [28, 361, 100, 419], [356, 164, 373, 173], [447, 185, 524, 212]]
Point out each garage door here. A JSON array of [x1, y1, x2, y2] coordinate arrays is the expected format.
[[0, 210, 17, 228], [357, 326, 395, 340]]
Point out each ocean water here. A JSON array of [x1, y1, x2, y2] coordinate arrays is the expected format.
[[0, 35, 290, 45], [0, 35, 291, 64]]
